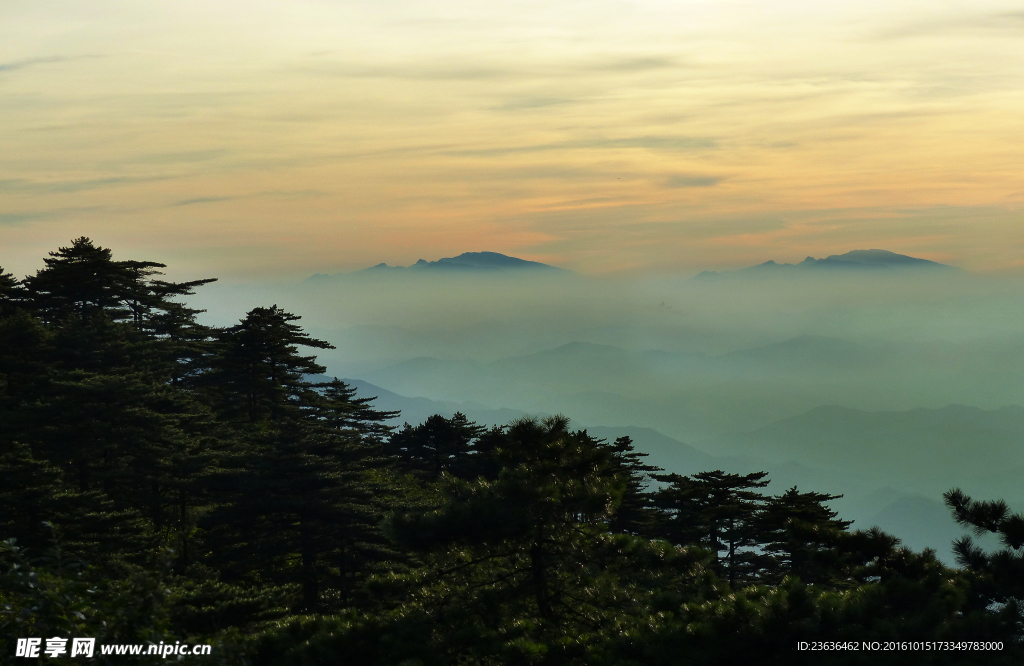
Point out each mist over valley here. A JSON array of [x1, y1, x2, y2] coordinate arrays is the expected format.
[[189, 249, 1024, 559]]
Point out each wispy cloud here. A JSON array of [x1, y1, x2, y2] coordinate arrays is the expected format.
[[297, 54, 681, 82], [0, 206, 104, 227], [0, 212, 45, 226], [585, 56, 678, 73], [534, 195, 642, 211], [168, 190, 325, 208], [444, 135, 717, 157], [491, 97, 576, 112], [0, 176, 172, 194], [0, 56, 71, 73], [603, 136, 717, 151], [171, 196, 236, 207], [125, 150, 228, 166], [0, 54, 102, 74], [876, 11, 1024, 39], [298, 62, 512, 81], [664, 175, 722, 188]]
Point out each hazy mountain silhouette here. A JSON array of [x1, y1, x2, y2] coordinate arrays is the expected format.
[[717, 335, 865, 370], [307, 251, 565, 281], [342, 378, 726, 473], [863, 493, 996, 555], [343, 377, 529, 427], [359, 336, 899, 438], [706, 404, 1024, 502], [809, 249, 951, 268], [695, 249, 954, 279]]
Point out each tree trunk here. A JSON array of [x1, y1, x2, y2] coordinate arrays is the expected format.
[[178, 488, 190, 568], [728, 523, 736, 586], [300, 514, 317, 610], [531, 535, 554, 621], [77, 458, 89, 492]]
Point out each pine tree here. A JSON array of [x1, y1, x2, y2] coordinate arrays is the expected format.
[[206, 305, 332, 424], [0, 308, 50, 405], [388, 416, 629, 624], [308, 378, 398, 441], [21, 237, 215, 330], [0, 265, 22, 314], [0, 441, 154, 565], [364, 417, 705, 664], [0, 442, 67, 553], [651, 470, 769, 585], [2, 239, 218, 574], [605, 435, 661, 535], [201, 307, 399, 611], [944, 488, 1024, 603], [21, 237, 131, 323], [385, 413, 485, 479], [758, 486, 852, 584], [202, 408, 399, 611]]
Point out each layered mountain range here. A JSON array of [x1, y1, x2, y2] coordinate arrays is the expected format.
[[306, 248, 952, 282]]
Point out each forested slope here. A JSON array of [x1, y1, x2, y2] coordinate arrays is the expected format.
[[0, 239, 1021, 665]]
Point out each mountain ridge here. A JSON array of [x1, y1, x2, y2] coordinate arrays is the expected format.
[[704, 402, 1024, 501], [307, 251, 565, 280], [695, 249, 954, 279]]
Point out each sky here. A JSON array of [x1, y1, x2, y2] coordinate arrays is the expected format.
[[2, 0, 1023, 279]]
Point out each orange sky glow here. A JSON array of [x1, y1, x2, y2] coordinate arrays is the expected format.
[[2, 0, 1023, 279]]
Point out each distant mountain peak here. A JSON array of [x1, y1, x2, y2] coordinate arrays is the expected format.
[[305, 251, 566, 281], [815, 249, 947, 267], [362, 251, 564, 273], [694, 249, 954, 279]]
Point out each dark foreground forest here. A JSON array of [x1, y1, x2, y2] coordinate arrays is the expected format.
[[1, 239, 1022, 664]]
